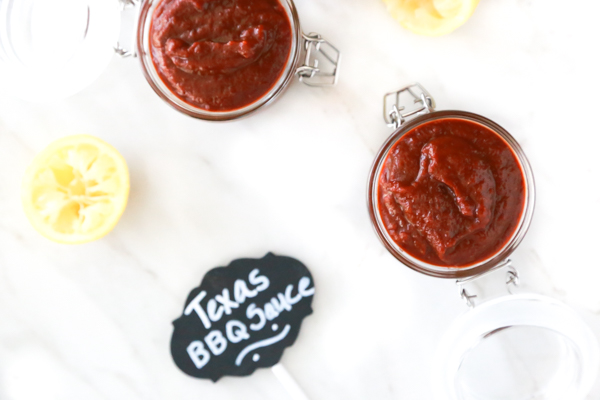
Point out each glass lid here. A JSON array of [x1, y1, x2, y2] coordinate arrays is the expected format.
[[432, 294, 600, 400], [0, 0, 121, 101]]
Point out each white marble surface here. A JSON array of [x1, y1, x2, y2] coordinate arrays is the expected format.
[[1, 0, 600, 399]]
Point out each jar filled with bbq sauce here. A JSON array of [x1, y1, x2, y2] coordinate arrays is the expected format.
[[368, 83, 599, 400], [137, 0, 341, 120], [368, 84, 534, 278]]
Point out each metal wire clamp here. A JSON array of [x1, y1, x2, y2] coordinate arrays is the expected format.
[[383, 83, 436, 129], [114, 0, 140, 58], [456, 259, 520, 308], [296, 33, 341, 87]]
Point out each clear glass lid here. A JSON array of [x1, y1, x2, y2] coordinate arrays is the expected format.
[[0, 0, 120, 101], [432, 294, 600, 400]]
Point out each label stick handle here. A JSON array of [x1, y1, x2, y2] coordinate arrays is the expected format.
[[271, 363, 311, 400]]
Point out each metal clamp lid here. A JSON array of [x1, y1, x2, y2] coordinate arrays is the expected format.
[[296, 33, 341, 87], [383, 83, 436, 128]]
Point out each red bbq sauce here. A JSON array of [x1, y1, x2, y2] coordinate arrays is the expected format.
[[150, 0, 293, 112], [378, 118, 526, 267]]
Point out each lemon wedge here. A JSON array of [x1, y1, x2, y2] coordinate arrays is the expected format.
[[383, 0, 480, 36], [22, 135, 130, 244]]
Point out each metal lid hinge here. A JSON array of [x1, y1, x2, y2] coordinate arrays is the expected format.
[[114, 0, 140, 58], [296, 33, 341, 87], [383, 83, 436, 129], [456, 260, 520, 308]]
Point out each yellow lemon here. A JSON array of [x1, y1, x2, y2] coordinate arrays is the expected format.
[[383, 0, 480, 37], [22, 135, 130, 244]]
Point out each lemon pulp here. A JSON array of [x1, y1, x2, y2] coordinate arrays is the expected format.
[[22, 135, 130, 244], [383, 0, 480, 37]]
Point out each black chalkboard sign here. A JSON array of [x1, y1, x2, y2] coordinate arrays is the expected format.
[[171, 253, 314, 381]]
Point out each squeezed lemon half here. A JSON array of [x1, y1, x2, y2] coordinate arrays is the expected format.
[[383, 0, 480, 36], [22, 135, 130, 244]]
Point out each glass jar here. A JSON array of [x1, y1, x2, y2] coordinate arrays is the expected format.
[[136, 0, 340, 121], [367, 84, 535, 279], [368, 83, 600, 400], [0, 0, 341, 119]]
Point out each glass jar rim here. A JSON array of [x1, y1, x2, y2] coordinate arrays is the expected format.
[[136, 0, 302, 121], [367, 110, 536, 279]]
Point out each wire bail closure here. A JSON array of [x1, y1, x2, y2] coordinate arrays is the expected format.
[[383, 83, 436, 129], [296, 33, 341, 87], [456, 259, 520, 308], [114, 0, 140, 58]]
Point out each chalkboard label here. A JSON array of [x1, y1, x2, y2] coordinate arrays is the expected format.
[[171, 253, 314, 381]]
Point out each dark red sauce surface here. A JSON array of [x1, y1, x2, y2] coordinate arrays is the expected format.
[[150, 0, 292, 112], [378, 118, 526, 267]]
